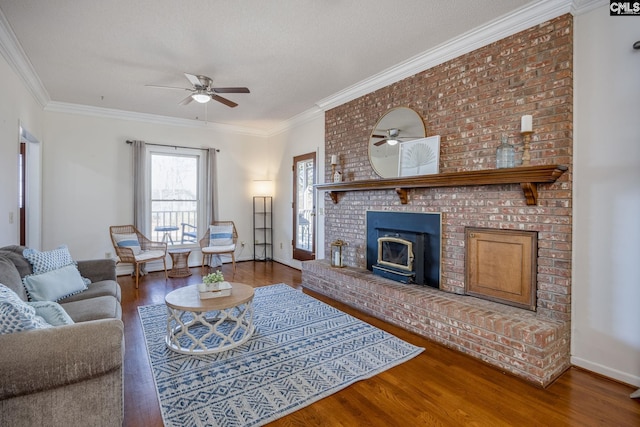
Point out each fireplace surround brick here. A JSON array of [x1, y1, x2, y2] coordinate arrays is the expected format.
[[308, 15, 573, 386], [302, 260, 570, 387]]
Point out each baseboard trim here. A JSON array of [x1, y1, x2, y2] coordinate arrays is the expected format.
[[571, 356, 640, 388]]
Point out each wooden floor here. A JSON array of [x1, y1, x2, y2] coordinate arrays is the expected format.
[[121, 261, 640, 427]]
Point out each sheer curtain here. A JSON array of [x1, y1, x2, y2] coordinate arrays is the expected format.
[[206, 148, 218, 225], [206, 148, 221, 267], [132, 140, 148, 275], [132, 140, 147, 234]]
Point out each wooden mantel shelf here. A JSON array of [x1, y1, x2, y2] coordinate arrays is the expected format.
[[316, 164, 567, 206]]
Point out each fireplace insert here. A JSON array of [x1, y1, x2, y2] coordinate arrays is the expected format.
[[366, 211, 441, 288]]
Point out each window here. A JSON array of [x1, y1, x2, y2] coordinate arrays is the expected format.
[[146, 145, 207, 245]]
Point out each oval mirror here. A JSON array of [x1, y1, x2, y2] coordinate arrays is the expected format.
[[369, 107, 426, 178]]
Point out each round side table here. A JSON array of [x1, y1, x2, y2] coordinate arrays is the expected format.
[[168, 248, 192, 278]]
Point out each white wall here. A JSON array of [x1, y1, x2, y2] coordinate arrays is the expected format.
[[0, 53, 44, 246], [573, 5, 640, 387], [42, 111, 269, 263], [268, 114, 326, 268]]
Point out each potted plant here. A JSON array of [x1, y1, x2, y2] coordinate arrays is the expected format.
[[203, 270, 225, 291]]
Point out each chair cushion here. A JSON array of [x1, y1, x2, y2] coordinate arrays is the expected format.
[[113, 233, 142, 255], [22, 264, 88, 302], [209, 225, 233, 246], [134, 250, 166, 262], [202, 244, 236, 254], [0, 284, 51, 334]]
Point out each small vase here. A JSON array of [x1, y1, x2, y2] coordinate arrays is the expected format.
[[207, 282, 220, 291], [496, 135, 515, 169]]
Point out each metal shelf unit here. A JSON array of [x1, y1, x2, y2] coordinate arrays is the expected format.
[[253, 196, 273, 261]]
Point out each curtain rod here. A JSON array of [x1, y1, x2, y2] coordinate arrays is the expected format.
[[126, 140, 220, 152]]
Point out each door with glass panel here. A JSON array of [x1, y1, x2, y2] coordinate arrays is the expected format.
[[293, 153, 315, 261]]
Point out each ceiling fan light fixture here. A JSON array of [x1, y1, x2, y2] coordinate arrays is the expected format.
[[387, 139, 399, 146], [192, 91, 211, 103]]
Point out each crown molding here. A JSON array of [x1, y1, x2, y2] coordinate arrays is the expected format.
[[0, 8, 50, 107], [315, 0, 574, 112], [45, 101, 269, 137], [266, 107, 324, 137]]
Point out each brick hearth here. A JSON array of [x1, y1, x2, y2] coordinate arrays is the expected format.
[[303, 260, 570, 387]]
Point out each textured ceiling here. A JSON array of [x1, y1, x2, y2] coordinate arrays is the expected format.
[[0, 0, 536, 132]]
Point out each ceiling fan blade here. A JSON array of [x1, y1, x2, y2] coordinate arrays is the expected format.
[[211, 94, 238, 108], [372, 134, 386, 138], [179, 94, 194, 106], [184, 73, 204, 88], [146, 84, 191, 91], [213, 87, 250, 94], [374, 139, 387, 146]]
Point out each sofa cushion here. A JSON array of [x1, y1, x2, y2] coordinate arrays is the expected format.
[[27, 301, 75, 326], [0, 284, 51, 334], [0, 256, 28, 301], [61, 296, 122, 322], [58, 279, 121, 303], [23, 264, 88, 302], [0, 245, 33, 277]]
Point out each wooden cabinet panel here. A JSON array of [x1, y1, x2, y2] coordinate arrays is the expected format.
[[465, 228, 537, 310]]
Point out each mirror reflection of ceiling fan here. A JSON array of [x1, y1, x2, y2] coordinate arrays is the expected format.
[[372, 128, 421, 146], [146, 73, 250, 107]]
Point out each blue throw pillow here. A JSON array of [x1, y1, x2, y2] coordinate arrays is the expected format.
[[0, 284, 51, 334], [27, 301, 74, 326], [22, 264, 88, 302], [23, 245, 74, 274], [23, 245, 91, 285], [209, 225, 233, 246], [113, 233, 142, 255]]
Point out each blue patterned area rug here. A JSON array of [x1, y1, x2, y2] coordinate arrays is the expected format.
[[138, 283, 423, 427]]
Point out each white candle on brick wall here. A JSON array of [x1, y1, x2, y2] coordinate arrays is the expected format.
[[331, 155, 337, 165], [521, 115, 533, 133]]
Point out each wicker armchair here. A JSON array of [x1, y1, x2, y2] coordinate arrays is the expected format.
[[109, 225, 168, 288], [199, 221, 237, 273]]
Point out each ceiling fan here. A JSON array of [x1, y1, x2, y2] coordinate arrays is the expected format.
[[372, 128, 420, 146], [146, 73, 250, 108]]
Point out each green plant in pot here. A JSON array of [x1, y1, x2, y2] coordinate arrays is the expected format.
[[203, 270, 225, 291]]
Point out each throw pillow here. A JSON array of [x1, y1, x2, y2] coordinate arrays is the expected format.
[[113, 233, 142, 255], [209, 225, 234, 247], [27, 301, 74, 326], [0, 284, 51, 334], [23, 245, 74, 274], [23, 245, 91, 285], [22, 264, 88, 302]]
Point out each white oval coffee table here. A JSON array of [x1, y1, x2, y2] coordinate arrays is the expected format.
[[164, 282, 255, 354]]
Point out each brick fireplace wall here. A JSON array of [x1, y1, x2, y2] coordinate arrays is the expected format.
[[323, 15, 572, 322], [303, 15, 573, 386]]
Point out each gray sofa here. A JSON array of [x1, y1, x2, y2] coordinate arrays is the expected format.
[[0, 245, 124, 427]]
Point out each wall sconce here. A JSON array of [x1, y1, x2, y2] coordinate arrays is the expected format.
[[330, 239, 345, 267], [253, 180, 274, 196], [520, 115, 533, 165]]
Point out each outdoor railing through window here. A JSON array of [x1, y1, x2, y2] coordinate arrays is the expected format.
[[151, 209, 197, 245]]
